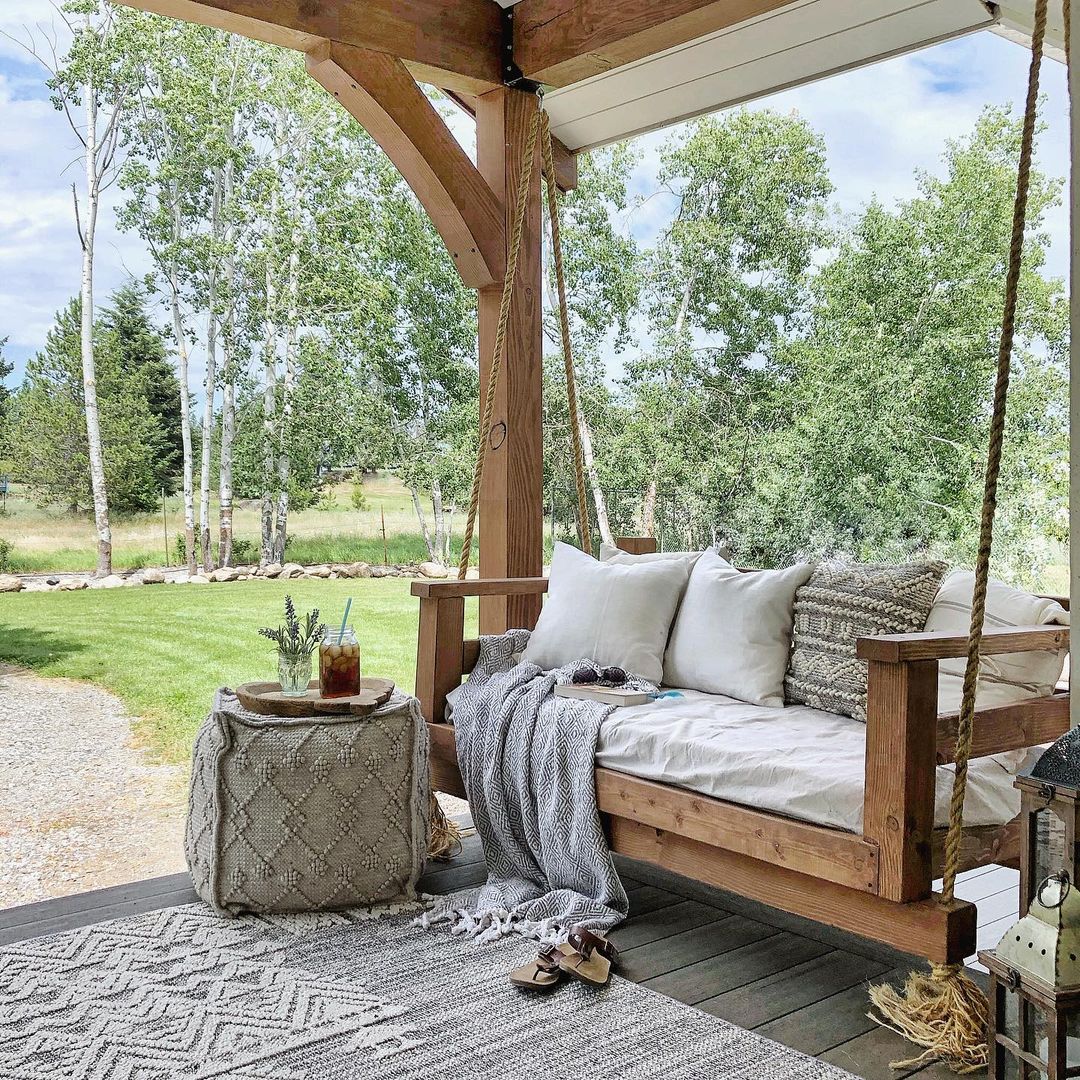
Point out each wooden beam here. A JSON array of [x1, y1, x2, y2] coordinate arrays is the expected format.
[[595, 769, 879, 894], [512, 0, 800, 87], [936, 693, 1070, 764], [862, 658, 938, 902], [119, 0, 502, 95], [610, 817, 976, 966], [475, 87, 544, 634], [411, 577, 549, 599], [306, 43, 503, 289], [444, 90, 579, 193], [857, 625, 1070, 663], [931, 818, 1021, 878]]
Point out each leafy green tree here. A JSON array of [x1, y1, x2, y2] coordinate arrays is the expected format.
[[616, 109, 832, 541], [100, 284, 183, 491], [543, 143, 641, 546], [9, 294, 176, 515], [748, 106, 1067, 582]]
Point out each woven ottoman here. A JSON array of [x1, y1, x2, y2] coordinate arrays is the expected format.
[[185, 688, 430, 915]]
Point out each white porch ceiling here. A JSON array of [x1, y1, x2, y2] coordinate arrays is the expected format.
[[541, 0, 999, 152]]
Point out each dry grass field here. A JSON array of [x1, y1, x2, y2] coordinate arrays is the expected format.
[[0, 473, 445, 572]]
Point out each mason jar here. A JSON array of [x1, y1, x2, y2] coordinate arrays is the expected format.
[[278, 651, 313, 697], [319, 627, 361, 698]]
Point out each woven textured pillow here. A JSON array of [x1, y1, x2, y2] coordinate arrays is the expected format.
[[784, 560, 948, 720]]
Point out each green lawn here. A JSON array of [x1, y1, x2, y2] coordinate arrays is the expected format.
[[0, 579, 478, 764]]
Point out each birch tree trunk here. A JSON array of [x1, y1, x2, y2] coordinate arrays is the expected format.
[[199, 168, 222, 571], [640, 477, 658, 537], [431, 477, 446, 565], [543, 275, 611, 546], [218, 156, 236, 567], [168, 269, 197, 576], [410, 485, 436, 561], [79, 67, 112, 576], [272, 240, 300, 565]]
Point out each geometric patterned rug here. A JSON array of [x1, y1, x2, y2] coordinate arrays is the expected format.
[[0, 901, 855, 1079]]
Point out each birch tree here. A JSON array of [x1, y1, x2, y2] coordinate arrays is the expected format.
[[10, 2, 145, 574], [120, 21, 255, 572]]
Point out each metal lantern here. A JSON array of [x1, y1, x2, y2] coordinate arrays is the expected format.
[[1016, 729, 1080, 916], [980, 730, 1080, 1079]]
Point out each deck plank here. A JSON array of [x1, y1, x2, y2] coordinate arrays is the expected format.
[[611, 899, 720, 951], [645, 931, 831, 1003], [699, 949, 892, 1029], [819, 1026, 938, 1078], [755, 966, 912, 1056], [618, 916, 771, 982]]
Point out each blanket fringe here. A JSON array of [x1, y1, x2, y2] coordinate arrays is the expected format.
[[415, 905, 564, 945]]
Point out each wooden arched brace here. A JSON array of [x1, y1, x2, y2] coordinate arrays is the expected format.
[[307, 41, 505, 289]]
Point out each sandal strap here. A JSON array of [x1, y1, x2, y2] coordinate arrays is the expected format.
[[567, 925, 618, 961], [535, 944, 562, 973]]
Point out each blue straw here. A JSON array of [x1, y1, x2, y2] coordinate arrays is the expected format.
[[338, 597, 353, 645]]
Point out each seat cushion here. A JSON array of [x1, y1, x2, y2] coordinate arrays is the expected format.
[[595, 690, 1034, 833]]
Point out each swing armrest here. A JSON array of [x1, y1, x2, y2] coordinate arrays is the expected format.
[[413, 577, 550, 724], [410, 577, 550, 599], [856, 625, 1069, 663]]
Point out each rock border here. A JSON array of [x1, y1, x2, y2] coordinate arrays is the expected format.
[[0, 560, 477, 594]]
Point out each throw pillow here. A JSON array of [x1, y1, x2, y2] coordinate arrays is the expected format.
[[662, 552, 814, 706], [523, 542, 690, 683], [785, 560, 948, 721], [598, 542, 719, 575], [928, 569, 1069, 713]]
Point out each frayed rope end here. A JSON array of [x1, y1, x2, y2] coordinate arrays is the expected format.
[[868, 963, 988, 1074]]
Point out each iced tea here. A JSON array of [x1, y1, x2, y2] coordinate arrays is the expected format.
[[319, 627, 361, 698]]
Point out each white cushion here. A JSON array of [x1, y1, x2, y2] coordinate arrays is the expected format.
[[523, 542, 690, 682], [599, 542, 717, 575], [663, 552, 814, 706], [927, 570, 1069, 712]]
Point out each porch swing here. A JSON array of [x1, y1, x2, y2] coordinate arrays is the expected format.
[[414, 0, 1070, 1064]]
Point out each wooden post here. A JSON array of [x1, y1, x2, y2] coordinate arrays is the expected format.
[[862, 657, 939, 902], [475, 87, 544, 633], [415, 595, 465, 723], [1070, 0, 1079, 731]]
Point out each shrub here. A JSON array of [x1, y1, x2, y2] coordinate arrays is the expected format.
[[231, 537, 259, 564], [0, 537, 12, 573]]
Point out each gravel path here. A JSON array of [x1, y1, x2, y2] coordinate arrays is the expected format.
[[0, 667, 472, 911], [0, 666, 187, 909]]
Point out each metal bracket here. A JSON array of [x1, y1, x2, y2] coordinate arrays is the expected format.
[[500, 7, 542, 94]]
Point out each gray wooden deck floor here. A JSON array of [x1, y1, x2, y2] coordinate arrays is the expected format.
[[0, 833, 1018, 1079]]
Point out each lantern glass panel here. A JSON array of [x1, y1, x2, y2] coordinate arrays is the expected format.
[[1034, 806, 1069, 887]]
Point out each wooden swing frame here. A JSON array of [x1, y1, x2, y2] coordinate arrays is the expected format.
[[414, 538, 1071, 965]]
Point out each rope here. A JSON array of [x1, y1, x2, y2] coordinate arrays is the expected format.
[[869, 0, 1048, 1069], [457, 104, 542, 580], [941, 0, 1046, 905], [541, 111, 592, 553]]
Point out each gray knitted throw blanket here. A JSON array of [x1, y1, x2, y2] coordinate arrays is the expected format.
[[421, 629, 653, 944]]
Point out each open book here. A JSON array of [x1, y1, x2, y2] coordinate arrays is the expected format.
[[555, 684, 655, 707]]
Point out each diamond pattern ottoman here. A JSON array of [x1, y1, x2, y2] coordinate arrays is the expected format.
[[185, 689, 430, 915]]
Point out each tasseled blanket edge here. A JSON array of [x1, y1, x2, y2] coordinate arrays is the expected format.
[[414, 902, 567, 945]]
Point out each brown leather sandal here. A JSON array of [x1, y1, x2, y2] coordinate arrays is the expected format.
[[556, 925, 619, 986], [509, 944, 564, 991]]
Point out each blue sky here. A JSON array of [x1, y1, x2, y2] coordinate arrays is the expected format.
[[0, 7, 1069, 395]]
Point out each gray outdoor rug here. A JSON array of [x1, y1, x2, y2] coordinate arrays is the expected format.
[[0, 900, 855, 1079]]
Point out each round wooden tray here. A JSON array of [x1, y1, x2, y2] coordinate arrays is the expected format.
[[235, 677, 395, 718]]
